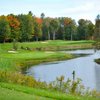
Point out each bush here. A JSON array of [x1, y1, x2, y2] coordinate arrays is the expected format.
[[0, 71, 47, 88], [49, 76, 84, 95], [0, 71, 99, 97]]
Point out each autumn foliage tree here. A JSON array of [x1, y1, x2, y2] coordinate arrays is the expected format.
[[34, 17, 42, 41], [0, 12, 95, 43], [63, 17, 76, 40], [7, 14, 20, 50]]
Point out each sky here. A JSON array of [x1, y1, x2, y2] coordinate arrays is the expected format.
[[0, 0, 100, 23]]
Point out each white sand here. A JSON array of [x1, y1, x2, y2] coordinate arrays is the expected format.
[[8, 51, 17, 53], [41, 42, 48, 43], [45, 51, 55, 53]]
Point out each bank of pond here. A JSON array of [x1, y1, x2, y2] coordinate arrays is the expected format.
[[26, 49, 100, 92], [0, 41, 100, 99]]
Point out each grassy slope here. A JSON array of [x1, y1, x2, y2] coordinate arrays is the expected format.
[[0, 87, 53, 100], [0, 50, 73, 71], [0, 40, 97, 100], [0, 88, 53, 100], [0, 40, 93, 71], [0, 82, 99, 100]]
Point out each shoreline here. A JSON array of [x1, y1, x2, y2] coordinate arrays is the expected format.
[[20, 52, 75, 73], [95, 58, 100, 64]]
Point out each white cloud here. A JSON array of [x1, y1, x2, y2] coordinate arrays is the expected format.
[[0, 0, 100, 23], [60, 1, 100, 23]]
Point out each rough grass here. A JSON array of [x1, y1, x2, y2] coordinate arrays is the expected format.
[[0, 82, 99, 100]]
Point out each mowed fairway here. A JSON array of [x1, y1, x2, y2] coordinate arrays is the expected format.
[[0, 40, 94, 71], [0, 50, 73, 71], [0, 40, 94, 52]]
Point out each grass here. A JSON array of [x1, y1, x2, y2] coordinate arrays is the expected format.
[[0, 40, 97, 100], [19, 40, 94, 47], [0, 86, 53, 100], [0, 82, 99, 100], [0, 40, 94, 52], [0, 50, 73, 71], [0, 40, 94, 71], [95, 58, 100, 64]]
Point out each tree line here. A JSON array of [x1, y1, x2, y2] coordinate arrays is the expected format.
[[0, 11, 96, 43]]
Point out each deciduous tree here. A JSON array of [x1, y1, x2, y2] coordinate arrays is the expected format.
[[34, 17, 42, 41], [7, 14, 20, 50], [0, 15, 11, 43], [50, 19, 59, 40]]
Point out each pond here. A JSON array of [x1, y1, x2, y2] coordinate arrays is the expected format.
[[26, 49, 100, 91]]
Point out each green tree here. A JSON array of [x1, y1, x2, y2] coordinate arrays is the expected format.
[[42, 17, 52, 40], [94, 14, 100, 50], [18, 12, 34, 42], [26, 12, 34, 41], [50, 19, 59, 40], [77, 19, 94, 40], [41, 13, 45, 19], [57, 17, 65, 40], [77, 19, 87, 40], [61, 17, 76, 40], [18, 14, 28, 41], [41, 13, 45, 40], [0, 15, 11, 43], [86, 20, 94, 40], [95, 14, 100, 40]]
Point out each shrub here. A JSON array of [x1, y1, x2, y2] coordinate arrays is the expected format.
[[0, 71, 99, 97], [0, 71, 47, 88], [49, 76, 84, 94]]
